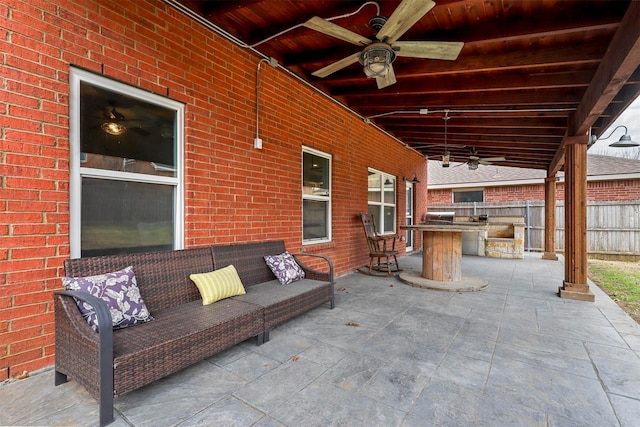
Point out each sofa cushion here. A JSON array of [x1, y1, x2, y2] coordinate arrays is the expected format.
[[111, 298, 264, 396], [264, 251, 305, 285], [232, 278, 333, 329], [62, 266, 153, 332], [190, 265, 246, 305]]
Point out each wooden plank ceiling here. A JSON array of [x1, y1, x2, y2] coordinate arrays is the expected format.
[[172, 0, 640, 172]]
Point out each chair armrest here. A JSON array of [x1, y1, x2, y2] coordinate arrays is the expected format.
[[290, 253, 334, 283], [55, 290, 113, 338], [372, 233, 399, 251], [54, 290, 114, 425]]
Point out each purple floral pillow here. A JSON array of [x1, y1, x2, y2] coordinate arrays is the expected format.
[[264, 251, 305, 285], [62, 266, 153, 332]]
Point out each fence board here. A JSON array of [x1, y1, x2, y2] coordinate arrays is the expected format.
[[429, 201, 640, 256]]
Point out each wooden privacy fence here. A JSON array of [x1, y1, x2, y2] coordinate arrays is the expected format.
[[428, 201, 640, 257]]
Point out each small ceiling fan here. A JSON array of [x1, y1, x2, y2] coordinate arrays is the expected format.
[[454, 147, 506, 170], [304, 0, 463, 89]]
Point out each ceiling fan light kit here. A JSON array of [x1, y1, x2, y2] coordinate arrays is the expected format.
[[101, 121, 127, 136], [359, 43, 395, 78], [442, 151, 450, 167]]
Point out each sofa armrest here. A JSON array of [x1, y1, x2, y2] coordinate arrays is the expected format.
[[291, 253, 334, 283], [54, 290, 114, 426]]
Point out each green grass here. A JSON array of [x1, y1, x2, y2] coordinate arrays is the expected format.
[[589, 260, 640, 323]]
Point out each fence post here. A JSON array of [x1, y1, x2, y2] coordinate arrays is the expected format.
[[526, 200, 531, 252]]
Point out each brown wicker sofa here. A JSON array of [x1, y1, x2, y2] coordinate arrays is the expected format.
[[54, 240, 334, 426]]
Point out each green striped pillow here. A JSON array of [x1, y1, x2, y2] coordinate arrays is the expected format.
[[190, 265, 246, 305]]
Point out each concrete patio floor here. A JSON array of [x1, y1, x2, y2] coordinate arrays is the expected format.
[[2, 253, 640, 426]]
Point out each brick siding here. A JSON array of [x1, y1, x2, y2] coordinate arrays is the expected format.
[[0, 0, 426, 379], [428, 180, 640, 205]]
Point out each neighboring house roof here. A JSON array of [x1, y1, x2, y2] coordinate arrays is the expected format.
[[428, 154, 640, 189]]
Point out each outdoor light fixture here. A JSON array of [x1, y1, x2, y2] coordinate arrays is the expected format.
[[599, 125, 639, 148], [403, 173, 420, 184], [441, 110, 451, 167], [359, 43, 395, 78], [442, 151, 451, 167], [101, 121, 127, 136]]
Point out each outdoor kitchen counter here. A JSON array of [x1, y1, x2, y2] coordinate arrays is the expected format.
[[401, 223, 487, 282]]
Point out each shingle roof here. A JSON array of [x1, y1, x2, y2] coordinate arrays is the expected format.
[[428, 154, 640, 187]]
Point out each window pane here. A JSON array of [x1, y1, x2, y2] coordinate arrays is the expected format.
[[81, 178, 174, 256], [80, 81, 176, 177], [303, 199, 328, 240], [368, 172, 381, 202], [383, 177, 395, 204], [303, 152, 329, 196], [368, 205, 381, 234], [453, 190, 484, 203], [383, 206, 396, 233]]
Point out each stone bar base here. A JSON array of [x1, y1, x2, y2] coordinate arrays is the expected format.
[[558, 281, 594, 302], [542, 252, 558, 261]]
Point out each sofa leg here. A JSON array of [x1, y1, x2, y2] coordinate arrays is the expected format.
[[99, 392, 114, 426], [54, 370, 68, 386], [256, 330, 270, 345]]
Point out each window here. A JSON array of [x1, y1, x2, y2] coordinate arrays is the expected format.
[[69, 67, 184, 257], [453, 189, 484, 203], [302, 148, 331, 243], [368, 169, 396, 234]]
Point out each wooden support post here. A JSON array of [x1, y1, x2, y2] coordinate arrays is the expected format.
[[558, 135, 593, 301], [542, 176, 558, 260]]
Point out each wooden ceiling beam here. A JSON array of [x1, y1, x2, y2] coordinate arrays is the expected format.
[[375, 117, 569, 128], [331, 69, 595, 97], [401, 133, 562, 146], [549, 0, 640, 175], [347, 88, 583, 110]]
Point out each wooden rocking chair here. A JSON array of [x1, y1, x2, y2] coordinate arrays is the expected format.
[[359, 212, 401, 275]]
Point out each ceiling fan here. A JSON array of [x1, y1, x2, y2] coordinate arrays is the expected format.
[[454, 147, 506, 170], [304, 0, 463, 89]]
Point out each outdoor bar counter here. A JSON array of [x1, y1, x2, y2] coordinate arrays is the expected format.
[[401, 223, 488, 282]]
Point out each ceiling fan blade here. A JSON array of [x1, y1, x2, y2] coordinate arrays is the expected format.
[[452, 162, 467, 168], [376, 0, 436, 44], [304, 16, 372, 46], [311, 52, 361, 78], [376, 63, 397, 89], [394, 41, 464, 60]]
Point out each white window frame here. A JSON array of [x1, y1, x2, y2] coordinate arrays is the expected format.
[[69, 67, 184, 258], [368, 168, 397, 234], [302, 147, 332, 244]]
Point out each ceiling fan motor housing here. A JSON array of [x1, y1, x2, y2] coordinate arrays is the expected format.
[[369, 15, 387, 32]]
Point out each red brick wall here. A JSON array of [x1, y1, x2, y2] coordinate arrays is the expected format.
[[428, 180, 640, 205], [0, 0, 426, 379]]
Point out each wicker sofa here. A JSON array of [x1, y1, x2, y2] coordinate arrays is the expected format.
[[53, 240, 334, 426]]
